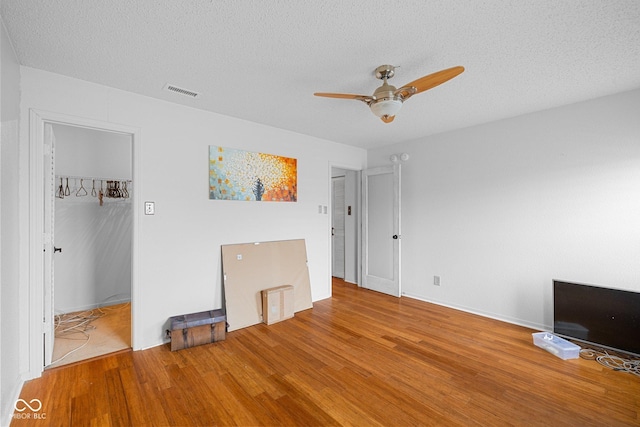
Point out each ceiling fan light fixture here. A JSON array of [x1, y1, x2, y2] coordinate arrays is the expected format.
[[314, 64, 464, 123], [370, 98, 403, 118]]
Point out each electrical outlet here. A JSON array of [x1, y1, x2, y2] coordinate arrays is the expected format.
[[434, 275, 441, 286]]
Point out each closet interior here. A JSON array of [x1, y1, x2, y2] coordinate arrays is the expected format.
[[49, 124, 133, 368]]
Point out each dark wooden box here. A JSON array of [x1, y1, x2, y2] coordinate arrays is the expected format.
[[169, 309, 226, 351]]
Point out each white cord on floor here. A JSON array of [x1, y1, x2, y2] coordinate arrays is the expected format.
[[49, 332, 91, 366], [50, 301, 129, 366], [580, 348, 640, 377], [50, 309, 104, 365]]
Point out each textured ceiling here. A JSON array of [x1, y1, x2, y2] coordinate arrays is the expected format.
[[2, 1, 640, 149]]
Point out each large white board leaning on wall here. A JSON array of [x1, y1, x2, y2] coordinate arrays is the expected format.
[[221, 239, 313, 331]]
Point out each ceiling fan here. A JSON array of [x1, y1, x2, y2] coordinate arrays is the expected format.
[[314, 64, 464, 123]]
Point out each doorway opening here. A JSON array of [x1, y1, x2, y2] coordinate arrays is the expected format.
[[330, 163, 402, 298], [28, 109, 140, 379], [330, 167, 360, 286], [47, 124, 133, 368], [28, 110, 139, 379]]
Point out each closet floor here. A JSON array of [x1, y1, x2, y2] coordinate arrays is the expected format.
[[48, 303, 131, 368]]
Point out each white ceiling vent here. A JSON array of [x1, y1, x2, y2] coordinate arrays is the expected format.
[[163, 84, 200, 98]]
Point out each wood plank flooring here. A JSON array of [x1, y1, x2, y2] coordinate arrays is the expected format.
[[11, 278, 640, 426], [49, 302, 131, 368]]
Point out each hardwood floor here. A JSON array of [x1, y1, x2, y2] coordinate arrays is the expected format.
[[12, 278, 640, 426], [49, 302, 131, 368]]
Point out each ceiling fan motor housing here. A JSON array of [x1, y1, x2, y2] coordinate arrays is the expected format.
[[370, 75, 403, 118]]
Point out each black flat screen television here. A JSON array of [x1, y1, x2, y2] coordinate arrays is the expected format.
[[553, 280, 640, 356]]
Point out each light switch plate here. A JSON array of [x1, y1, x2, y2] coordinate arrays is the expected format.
[[144, 201, 155, 215]]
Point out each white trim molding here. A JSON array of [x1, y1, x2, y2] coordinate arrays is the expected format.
[[26, 109, 141, 379]]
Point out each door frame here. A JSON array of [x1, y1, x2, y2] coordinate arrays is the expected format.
[[328, 163, 362, 293], [27, 109, 140, 379], [331, 175, 346, 279]]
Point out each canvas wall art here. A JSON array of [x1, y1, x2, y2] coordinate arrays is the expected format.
[[209, 146, 297, 202]]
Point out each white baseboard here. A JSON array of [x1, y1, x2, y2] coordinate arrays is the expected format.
[[401, 292, 548, 332], [55, 298, 131, 314], [2, 374, 25, 427]]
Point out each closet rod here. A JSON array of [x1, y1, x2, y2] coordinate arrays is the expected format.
[[55, 175, 132, 183]]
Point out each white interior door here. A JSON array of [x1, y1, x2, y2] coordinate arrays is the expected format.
[[332, 176, 346, 278], [43, 123, 56, 366], [362, 164, 400, 297]]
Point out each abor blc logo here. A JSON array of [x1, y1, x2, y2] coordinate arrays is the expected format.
[[14, 398, 42, 412], [12, 398, 46, 420]]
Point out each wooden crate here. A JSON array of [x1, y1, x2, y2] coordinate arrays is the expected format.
[[169, 309, 226, 351]]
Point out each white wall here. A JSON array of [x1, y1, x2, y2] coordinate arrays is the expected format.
[[53, 124, 132, 312], [368, 89, 640, 330], [0, 14, 22, 425], [19, 67, 367, 355], [52, 124, 132, 178]]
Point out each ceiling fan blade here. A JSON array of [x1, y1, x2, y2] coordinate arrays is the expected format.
[[396, 66, 464, 99], [380, 115, 395, 123], [314, 92, 373, 103]]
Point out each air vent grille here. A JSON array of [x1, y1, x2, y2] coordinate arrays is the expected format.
[[163, 84, 200, 98]]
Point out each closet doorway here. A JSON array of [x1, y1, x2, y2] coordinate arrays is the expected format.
[[332, 175, 346, 279], [330, 167, 359, 285], [47, 123, 133, 368]]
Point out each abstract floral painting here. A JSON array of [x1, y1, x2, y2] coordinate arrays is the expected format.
[[209, 146, 297, 202]]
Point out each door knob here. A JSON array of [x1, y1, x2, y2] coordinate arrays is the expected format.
[[54, 247, 62, 253], [392, 235, 398, 240]]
